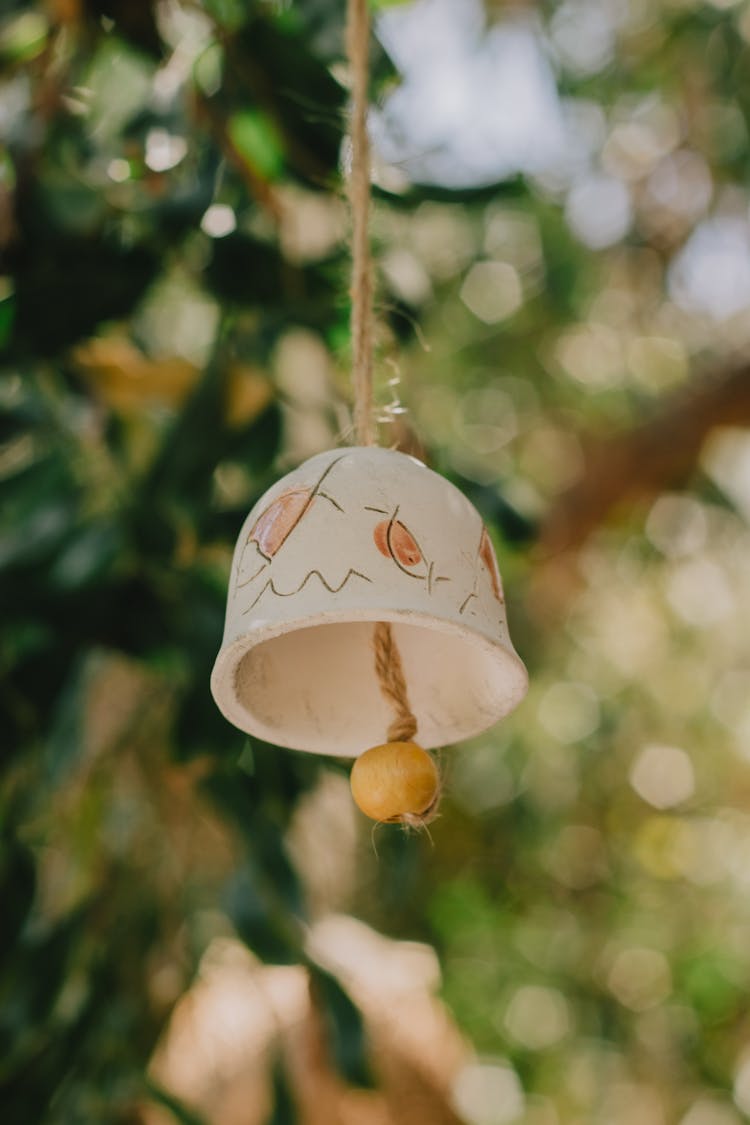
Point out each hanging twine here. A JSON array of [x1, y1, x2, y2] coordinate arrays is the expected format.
[[346, 0, 375, 448], [345, 0, 419, 746], [373, 622, 418, 742]]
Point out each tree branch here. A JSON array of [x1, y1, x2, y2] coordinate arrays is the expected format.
[[538, 363, 750, 558]]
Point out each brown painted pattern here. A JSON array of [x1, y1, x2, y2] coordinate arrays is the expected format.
[[479, 525, 504, 603], [373, 519, 423, 570], [249, 488, 313, 560], [234, 456, 346, 592]]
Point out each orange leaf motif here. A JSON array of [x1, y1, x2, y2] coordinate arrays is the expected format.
[[249, 489, 313, 559], [374, 519, 423, 569]]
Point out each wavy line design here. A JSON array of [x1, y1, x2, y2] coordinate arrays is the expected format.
[[243, 567, 372, 613]]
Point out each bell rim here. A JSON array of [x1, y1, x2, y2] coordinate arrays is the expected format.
[[211, 605, 528, 756]]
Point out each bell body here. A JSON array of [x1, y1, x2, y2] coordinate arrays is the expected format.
[[211, 447, 527, 756]]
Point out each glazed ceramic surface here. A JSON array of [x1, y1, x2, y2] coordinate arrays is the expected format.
[[211, 447, 528, 756]]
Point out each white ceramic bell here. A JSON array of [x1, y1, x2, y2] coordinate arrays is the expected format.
[[211, 447, 528, 756]]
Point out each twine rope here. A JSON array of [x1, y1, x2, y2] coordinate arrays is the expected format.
[[346, 0, 418, 743], [346, 0, 375, 448], [373, 622, 418, 742]]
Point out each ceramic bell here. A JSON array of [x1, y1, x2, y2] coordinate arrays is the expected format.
[[211, 447, 528, 757]]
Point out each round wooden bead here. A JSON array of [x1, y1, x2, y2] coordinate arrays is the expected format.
[[350, 741, 440, 825]]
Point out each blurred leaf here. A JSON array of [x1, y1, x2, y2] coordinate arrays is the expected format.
[[0, 907, 89, 1069], [0, 11, 48, 65], [308, 965, 374, 1089], [0, 290, 14, 348], [283, 0, 396, 90], [202, 759, 313, 962], [223, 863, 303, 965], [49, 521, 123, 591], [237, 739, 255, 776], [225, 365, 273, 429], [11, 231, 158, 356], [204, 233, 342, 330], [83, 0, 163, 58], [145, 1080, 208, 1125], [43, 656, 87, 787], [0, 453, 79, 573], [374, 174, 529, 207], [448, 471, 537, 546], [228, 13, 346, 186], [203, 233, 291, 305], [268, 1053, 298, 1125], [138, 353, 281, 514], [0, 835, 35, 963], [229, 110, 285, 181], [680, 952, 743, 1024], [73, 337, 200, 413], [202, 753, 316, 864]]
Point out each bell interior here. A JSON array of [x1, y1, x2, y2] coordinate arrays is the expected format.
[[229, 618, 526, 757]]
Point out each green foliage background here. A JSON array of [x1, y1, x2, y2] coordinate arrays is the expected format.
[[3, 1, 750, 1122]]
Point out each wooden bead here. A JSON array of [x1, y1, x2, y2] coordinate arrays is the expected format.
[[350, 741, 440, 826]]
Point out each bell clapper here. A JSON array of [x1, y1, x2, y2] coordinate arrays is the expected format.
[[350, 740, 441, 829]]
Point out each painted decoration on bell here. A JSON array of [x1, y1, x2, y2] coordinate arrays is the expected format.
[[479, 525, 504, 602]]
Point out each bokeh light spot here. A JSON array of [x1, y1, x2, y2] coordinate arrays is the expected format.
[[666, 558, 734, 627], [646, 495, 707, 558], [629, 744, 695, 809], [200, 204, 237, 239], [565, 174, 631, 249], [680, 1099, 742, 1125], [460, 261, 523, 324], [504, 985, 571, 1050], [669, 217, 750, 319], [452, 1061, 525, 1125], [106, 158, 130, 182], [144, 127, 187, 172], [607, 948, 672, 1012], [538, 682, 600, 744]]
